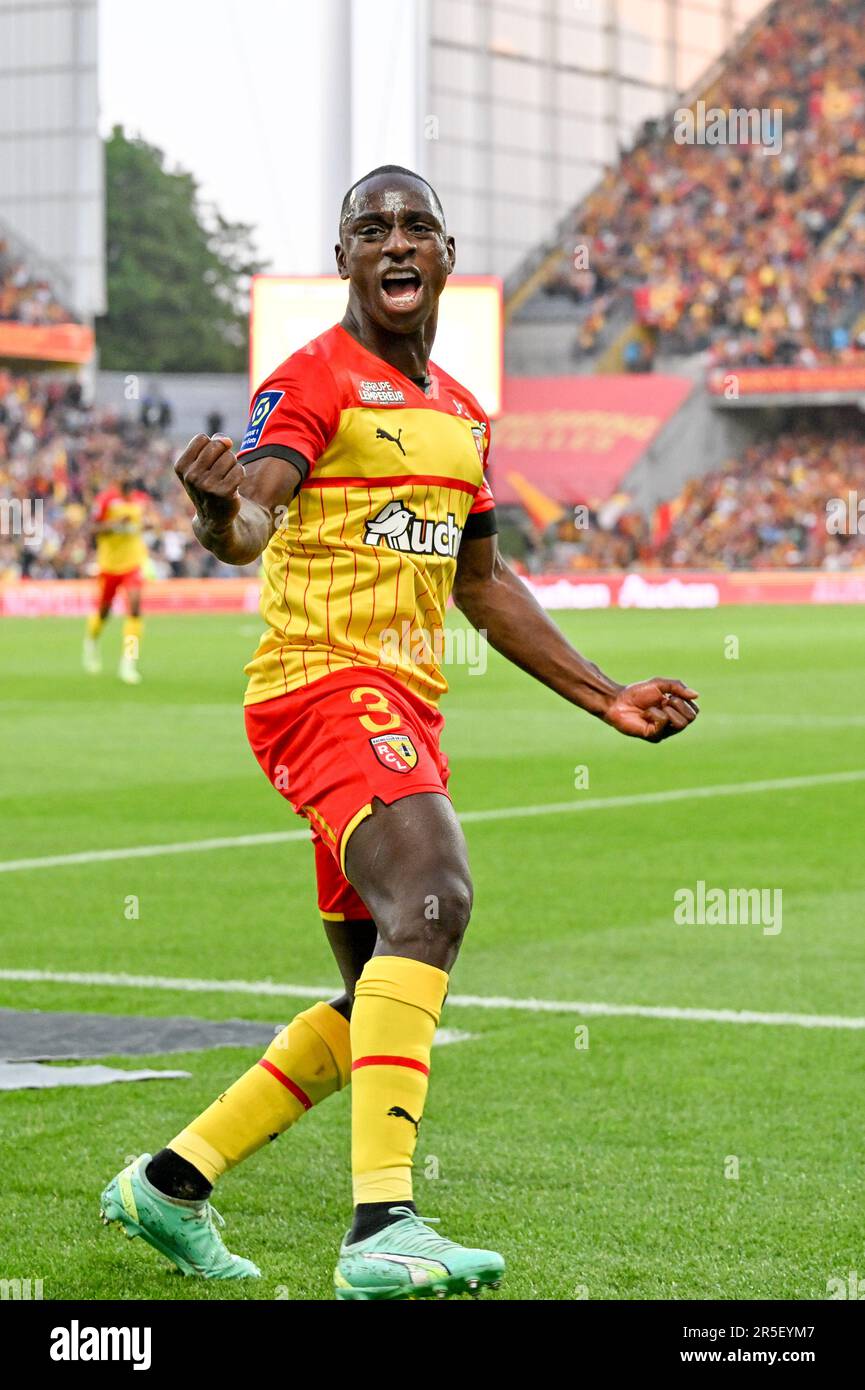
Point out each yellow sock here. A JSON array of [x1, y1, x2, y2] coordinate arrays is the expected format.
[[169, 1002, 351, 1185], [122, 616, 142, 660], [86, 613, 104, 639], [350, 955, 448, 1205]]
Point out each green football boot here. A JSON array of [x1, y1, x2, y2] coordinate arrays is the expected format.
[[334, 1206, 504, 1300], [100, 1153, 260, 1280]]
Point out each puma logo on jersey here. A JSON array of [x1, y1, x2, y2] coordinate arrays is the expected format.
[[388, 1105, 421, 1135], [375, 426, 406, 456], [363, 500, 463, 557]]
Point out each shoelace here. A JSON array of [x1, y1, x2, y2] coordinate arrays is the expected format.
[[386, 1207, 462, 1255], [176, 1203, 232, 1272], [180, 1203, 226, 1234]]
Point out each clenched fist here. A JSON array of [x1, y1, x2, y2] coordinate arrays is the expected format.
[[603, 678, 699, 742], [174, 434, 245, 532]]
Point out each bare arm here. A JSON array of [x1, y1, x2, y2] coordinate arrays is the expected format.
[[175, 434, 304, 565], [453, 532, 699, 741]]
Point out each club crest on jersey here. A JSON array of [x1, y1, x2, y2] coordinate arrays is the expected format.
[[370, 732, 418, 773], [363, 500, 462, 557], [359, 379, 406, 405], [240, 390, 284, 451]]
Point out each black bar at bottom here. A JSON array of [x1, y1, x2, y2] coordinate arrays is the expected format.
[[5, 1297, 859, 1372]]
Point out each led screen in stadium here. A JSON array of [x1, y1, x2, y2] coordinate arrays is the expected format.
[[250, 274, 503, 416]]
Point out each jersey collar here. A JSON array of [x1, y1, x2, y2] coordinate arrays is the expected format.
[[336, 323, 436, 400]]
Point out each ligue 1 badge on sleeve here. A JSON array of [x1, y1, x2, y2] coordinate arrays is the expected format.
[[241, 389, 285, 451]]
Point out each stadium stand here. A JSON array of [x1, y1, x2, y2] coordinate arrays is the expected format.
[[526, 427, 865, 573], [8, 0, 865, 595], [529, 0, 865, 370], [3, 361, 863, 579], [0, 371, 221, 581], [0, 238, 75, 325]]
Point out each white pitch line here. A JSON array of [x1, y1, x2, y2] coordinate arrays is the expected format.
[[0, 829, 312, 873], [435, 1029, 477, 1047], [1, 969, 862, 1032], [1, 768, 863, 875]]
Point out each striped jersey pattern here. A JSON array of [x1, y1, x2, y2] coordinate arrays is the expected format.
[[237, 324, 495, 707]]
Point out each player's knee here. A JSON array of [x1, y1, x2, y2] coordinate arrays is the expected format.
[[434, 870, 474, 940], [383, 864, 473, 959]]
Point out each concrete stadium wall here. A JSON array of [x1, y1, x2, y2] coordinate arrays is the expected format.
[[0, 0, 104, 318], [505, 320, 586, 377], [95, 371, 250, 443], [623, 382, 755, 514]]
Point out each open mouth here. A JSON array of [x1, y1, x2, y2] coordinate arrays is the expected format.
[[380, 267, 422, 308]]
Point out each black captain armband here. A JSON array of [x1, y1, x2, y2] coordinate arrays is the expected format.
[[462, 507, 499, 541], [237, 444, 311, 481]]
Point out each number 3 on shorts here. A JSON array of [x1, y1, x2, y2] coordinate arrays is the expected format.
[[350, 685, 401, 732]]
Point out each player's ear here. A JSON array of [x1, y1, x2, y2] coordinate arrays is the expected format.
[[446, 235, 456, 274], [335, 241, 349, 279]]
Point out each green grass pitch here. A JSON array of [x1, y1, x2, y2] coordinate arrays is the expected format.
[[0, 605, 862, 1301]]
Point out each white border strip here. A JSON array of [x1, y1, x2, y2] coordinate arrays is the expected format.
[[2, 769, 863, 874], [1, 969, 862, 1031]]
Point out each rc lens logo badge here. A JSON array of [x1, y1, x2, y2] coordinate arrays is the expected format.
[[240, 389, 285, 452], [370, 732, 418, 774]]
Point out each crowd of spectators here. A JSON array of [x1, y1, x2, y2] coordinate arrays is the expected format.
[[0, 372, 241, 581], [0, 240, 75, 326], [3, 370, 863, 578], [651, 430, 865, 569], [529, 429, 865, 572], [546, 0, 865, 369]]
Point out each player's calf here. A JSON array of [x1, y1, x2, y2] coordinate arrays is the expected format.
[[339, 795, 478, 1258], [100, 1002, 352, 1277]]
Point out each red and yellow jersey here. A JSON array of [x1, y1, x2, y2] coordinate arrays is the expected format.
[[91, 488, 149, 575], [238, 324, 496, 707]]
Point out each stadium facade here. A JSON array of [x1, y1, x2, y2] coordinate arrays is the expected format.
[[0, 0, 770, 302], [0, 0, 104, 319], [425, 0, 769, 279], [325, 0, 767, 279]]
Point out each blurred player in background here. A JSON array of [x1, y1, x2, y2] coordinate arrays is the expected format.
[[101, 166, 699, 1301], [82, 470, 150, 685]]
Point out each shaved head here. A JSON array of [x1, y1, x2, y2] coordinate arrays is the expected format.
[[339, 165, 445, 239], [335, 161, 455, 351]]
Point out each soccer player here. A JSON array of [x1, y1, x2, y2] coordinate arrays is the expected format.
[[83, 471, 150, 685], [100, 166, 699, 1300]]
